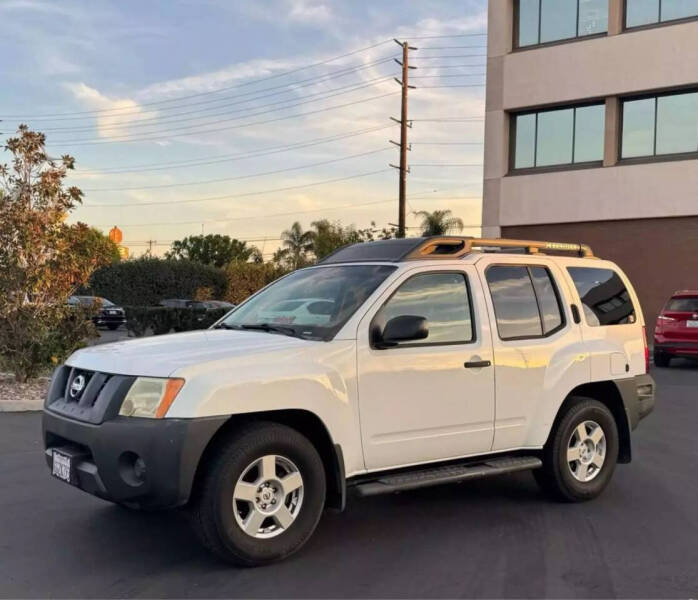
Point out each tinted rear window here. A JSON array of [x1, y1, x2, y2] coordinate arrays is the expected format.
[[666, 297, 698, 312], [567, 267, 636, 326]]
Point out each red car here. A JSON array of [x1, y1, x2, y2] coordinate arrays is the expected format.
[[653, 290, 698, 367]]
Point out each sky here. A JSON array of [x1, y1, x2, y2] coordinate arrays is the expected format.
[[0, 0, 488, 259]]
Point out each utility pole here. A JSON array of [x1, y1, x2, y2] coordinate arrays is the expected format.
[[146, 239, 156, 255], [390, 39, 416, 238]]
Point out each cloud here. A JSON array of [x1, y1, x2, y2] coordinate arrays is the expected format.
[[64, 82, 160, 141], [287, 0, 332, 24]]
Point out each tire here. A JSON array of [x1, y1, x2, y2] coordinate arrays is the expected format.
[[107, 324, 120, 331], [534, 397, 619, 502], [653, 350, 671, 368], [189, 422, 326, 566]]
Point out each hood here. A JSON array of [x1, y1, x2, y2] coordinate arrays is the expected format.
[[66, 329, 312, 377]]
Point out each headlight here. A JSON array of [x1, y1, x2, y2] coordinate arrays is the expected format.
[[119, 377, 185, 418]]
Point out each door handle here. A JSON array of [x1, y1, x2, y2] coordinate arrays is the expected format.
[[464, 360, 492, 369]]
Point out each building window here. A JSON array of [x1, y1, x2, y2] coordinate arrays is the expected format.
[[516, 0, 608, 48], [511, 103, 605, 171], [621, 90, 698, 160], [625, 0, 698, 28], [486, 266, 565, 340]]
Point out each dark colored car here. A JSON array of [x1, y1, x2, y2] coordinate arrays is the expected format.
[[68, 296, 127, 330], [201, 300, 236, 310], [653, 290, 698, 367]]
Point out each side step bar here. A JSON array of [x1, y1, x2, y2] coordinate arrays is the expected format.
[[353, 456, 542, 497]]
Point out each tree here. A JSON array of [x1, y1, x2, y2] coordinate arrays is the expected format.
[[273, 221, 314, 269], [413, 209, 464, 237], [0, 126, 114, 381], [166, 234, 260, 268]]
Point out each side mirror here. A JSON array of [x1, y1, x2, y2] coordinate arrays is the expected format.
[[378, 315, 429, 347]]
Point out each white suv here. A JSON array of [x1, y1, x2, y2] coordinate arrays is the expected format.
[[43, 237, 655, 566]]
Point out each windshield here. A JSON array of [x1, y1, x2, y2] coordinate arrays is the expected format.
[[219, 264, 396, 341]]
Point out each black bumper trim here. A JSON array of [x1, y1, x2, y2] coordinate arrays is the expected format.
[[615, 373, 655, 431], [43, 410, 228, 509]]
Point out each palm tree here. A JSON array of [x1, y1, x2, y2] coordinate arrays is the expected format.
[[277, 221, 314, 269], [413, 209, 464, 237]]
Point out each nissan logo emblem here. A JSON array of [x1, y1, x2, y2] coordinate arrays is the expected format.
[[69, 375, 86, 398]]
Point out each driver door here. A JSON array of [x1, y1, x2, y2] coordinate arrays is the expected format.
[[356, 266, 495, 470]]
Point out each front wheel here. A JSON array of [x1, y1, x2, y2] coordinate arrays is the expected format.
[[534, 397, 618, 502], [189, 422, 326, 566]]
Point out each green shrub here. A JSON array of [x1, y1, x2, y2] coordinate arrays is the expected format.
[[89, 257, 227, 306], [223, 261, 287, 305], [124, 306, 228, 337]]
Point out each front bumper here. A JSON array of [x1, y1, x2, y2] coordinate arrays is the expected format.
[[43, 410, 227, 508]]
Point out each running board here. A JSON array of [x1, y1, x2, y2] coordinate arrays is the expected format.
[[353, 456, 542, 497]]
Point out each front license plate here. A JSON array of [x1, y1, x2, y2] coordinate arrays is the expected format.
[[687, 320, 698, 328], [52, 451, 72, 483]]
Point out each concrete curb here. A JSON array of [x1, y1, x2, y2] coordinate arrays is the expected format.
[[0, 399, 43, 412]]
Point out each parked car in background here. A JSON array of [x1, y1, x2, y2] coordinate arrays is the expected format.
[[160, 299, 234, 311], [68, 296, 126, 331], [202, 300, 236, 310], [257, 298, 334, 325], [159, 299, 204, 309], [653, 290, 698, 367]]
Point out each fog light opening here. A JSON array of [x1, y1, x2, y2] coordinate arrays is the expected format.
[[118, 451, 146, 487]]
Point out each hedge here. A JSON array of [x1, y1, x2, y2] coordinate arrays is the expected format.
[[222, 261, 287, 304], [88, 257, 227, 306], [124, 306, 229, 337]]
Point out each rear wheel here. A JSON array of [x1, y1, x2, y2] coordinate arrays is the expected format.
[[107, 324, 120, 331], [534, 397, 618, 502], [653, 350, 671, 368], [189, 422, 326, 566]]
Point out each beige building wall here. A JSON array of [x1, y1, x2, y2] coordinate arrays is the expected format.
[[482, 2, 698, 237]]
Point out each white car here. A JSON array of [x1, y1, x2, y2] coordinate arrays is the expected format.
[[43, 237, 655, 566]]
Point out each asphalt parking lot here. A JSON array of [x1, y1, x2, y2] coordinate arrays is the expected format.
[[1, 364, 697, 598]]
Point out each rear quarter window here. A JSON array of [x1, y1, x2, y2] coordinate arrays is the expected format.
[[567, 267, 636, 326]]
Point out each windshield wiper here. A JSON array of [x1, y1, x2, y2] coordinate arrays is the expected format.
[[240, 323, 300, 337]]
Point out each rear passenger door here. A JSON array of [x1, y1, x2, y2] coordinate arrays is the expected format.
[[476, 257, 588, 452]]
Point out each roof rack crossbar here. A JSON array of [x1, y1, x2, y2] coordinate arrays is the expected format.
[[404, 237, 595, 260]]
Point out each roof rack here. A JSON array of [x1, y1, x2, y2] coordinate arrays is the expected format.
[[405, 237, 595, 260], [318, 236, 595, 264]]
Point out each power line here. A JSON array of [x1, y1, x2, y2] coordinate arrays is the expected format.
[[82, 147, 392, 192], [417, 45, 488, 49], [411, 163, 484, 167], [1, 39, 394, 119], [48, 91, 400, 146], [74, 124, 394, 174], [410, 73, 486, 79], [418, 84, 486, 89], [410, 54, 487, 59], [43, 74, 396, 135], [410, 117, 483, 122], [400, 33, 487, 39], [33, 59, 399, 129], [90, 189, 483, 228], [81, 168, 392, 207], [411, 141, 483, 145]]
